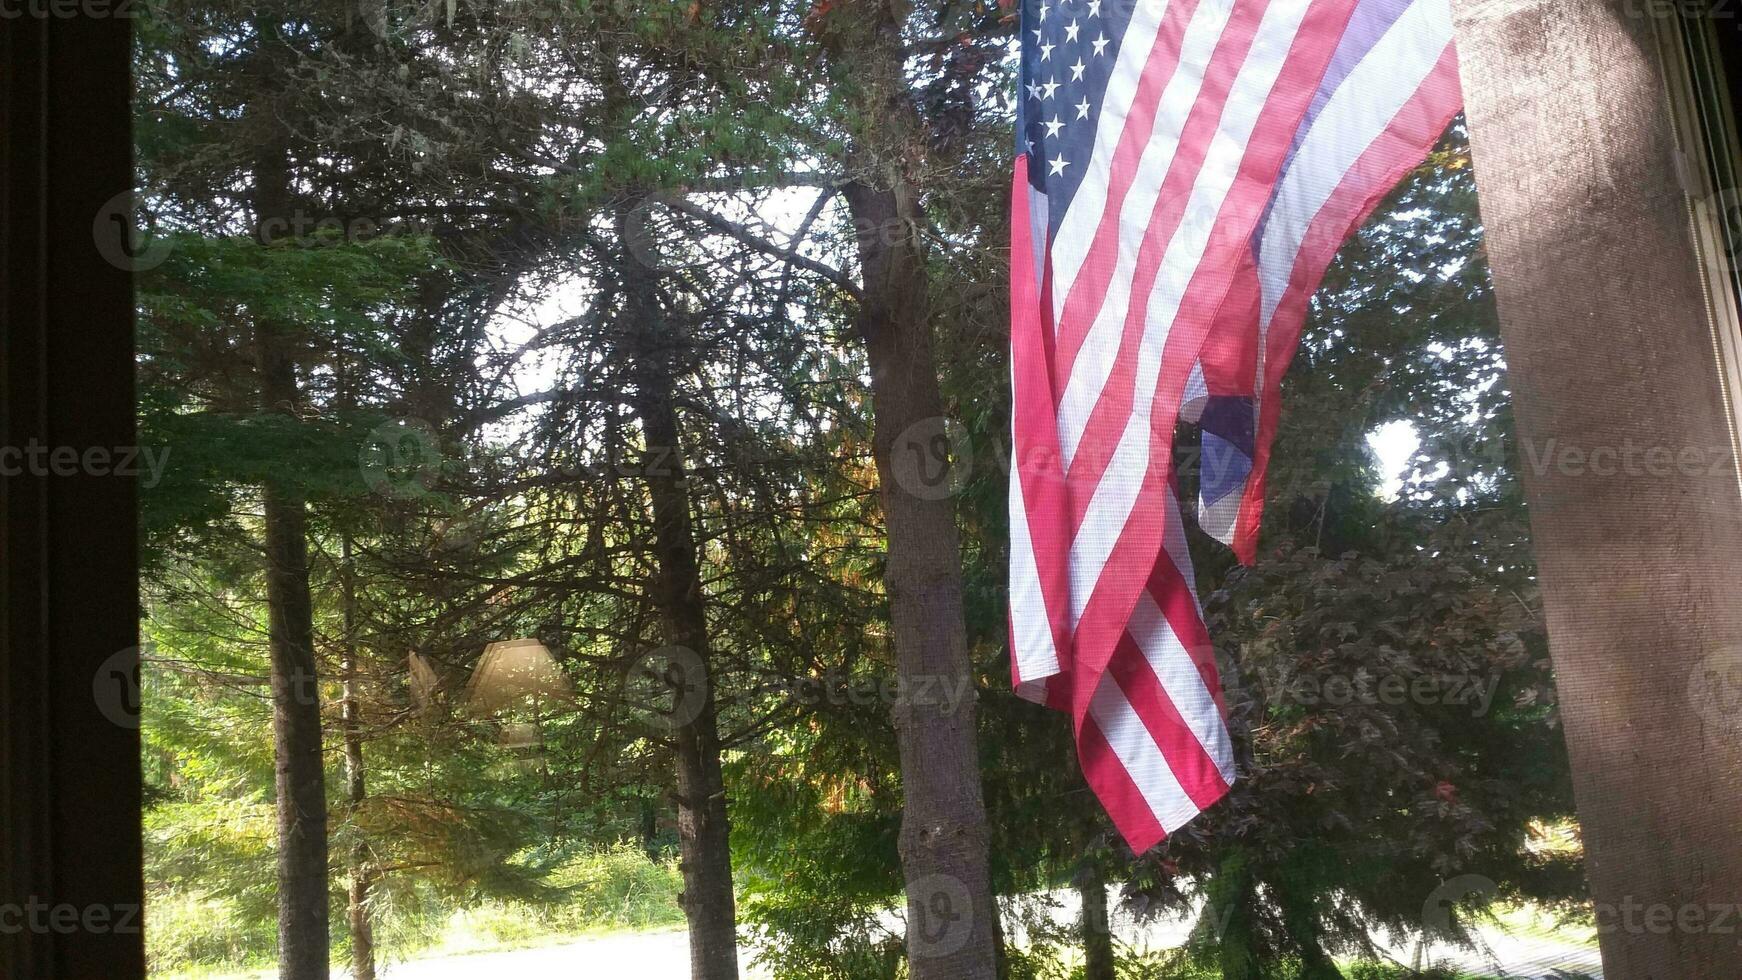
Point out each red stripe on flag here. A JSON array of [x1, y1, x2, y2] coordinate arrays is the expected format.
[[1232, 46, 1463, 562], [1148, 546, 1229, 715], [1076, 713, 1169, 853], [1050, 0, 1216, 381], [1064, 0, 1360, 728], [1105, 631, 1231, 811], [1009, 155, 1075, 692]]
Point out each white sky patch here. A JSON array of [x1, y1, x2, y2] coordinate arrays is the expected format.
[[1369, 419, 1419, 501], [473, 182, 849, 450]]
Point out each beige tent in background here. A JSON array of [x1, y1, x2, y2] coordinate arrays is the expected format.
[[407, 650, 441, 712], [462, 638, 573, 716]]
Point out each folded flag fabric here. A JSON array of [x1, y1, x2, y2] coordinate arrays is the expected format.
[[1187, 0, 1464, 560], [1008, 0, 1463, 853]]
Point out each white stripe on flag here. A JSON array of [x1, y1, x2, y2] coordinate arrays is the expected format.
[[1028, 184, 1050, 286], [1056, 0, 1241, 470], [1199, 492, 1244, 544], [1257, 0, 1454, 335], [1088, 670, 1202, 834], [1066, 0, 1317, 624], [1126, 588, 1235, 783], [1180, 360, 1209, 423], [1160, 482, 1202, 616], [1009, 377, 1062, 686]]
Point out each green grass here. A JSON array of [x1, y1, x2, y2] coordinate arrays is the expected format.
[[149, 844, 684, 979], [1484, 902, 1597, 945], [432, 845, 685, 953], [146, 890, 277, 978]]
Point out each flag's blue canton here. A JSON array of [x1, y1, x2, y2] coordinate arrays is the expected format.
[[1018, 0, 1135, 232], [1198, 394, 1256, 508]]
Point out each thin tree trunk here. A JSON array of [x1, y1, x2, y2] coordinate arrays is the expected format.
[[824, 5, 998, 975], [254, 123, 331, 980], [620, 207, 741, 980], [843, 173, 999, 980], [1207, 849, 1258, 980], [341, 537, 375, 980], [640, 797, 662, 863], [1275, 866, 1337, 980], [1273, 867, 1339, 980], [1078, 864, 1115, 980], [258, 329, 331, 980], [345, 870, 375, 980]]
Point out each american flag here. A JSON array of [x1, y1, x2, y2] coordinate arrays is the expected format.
[[1008, 0, 1462, 852]]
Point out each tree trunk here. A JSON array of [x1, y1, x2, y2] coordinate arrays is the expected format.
[[844, 173, 999, 980], [620, 207, 741, 980], [1452, 2, 1742, 976], [341, 537, 375, 980], [1273, 870, 1339, 980], [254, 130, 331, 980], [1207, 850, 1258, 980], [258, 329, 332, 980], [345, 868, 374, 980], [640, 796, 662, 863], [1078, 864, 1116, 980], [824, 5, 998, 975]]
